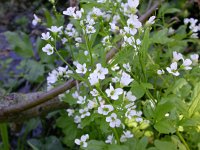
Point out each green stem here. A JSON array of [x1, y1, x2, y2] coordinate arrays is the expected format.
[[69, 40, 75, 60], [139, 52, 147, 82], [84, 33, 93, 66], [113, 128, 120, 144], [0, 123, 9, 150], [176, 131, 190, 150], [96, 86, 111, 104]]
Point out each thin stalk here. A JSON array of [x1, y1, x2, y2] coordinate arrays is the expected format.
[[176, 131, 190, 150], [113, 128, 120, 144], [69, 40, 75, 60], [0, 123, 9, 150], [84, 33, 93, 65], [96, 86, 111, 104]]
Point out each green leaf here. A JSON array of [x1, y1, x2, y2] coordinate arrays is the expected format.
[[164, 8, 180, 14], [131, 81, 145, 99], [154, 118, 176, 134], [109, 47, 133, 67], [108, 144, 129, 150], [188, 82, 200, 117], [171, 135, 187, 150], [27, 139, 41, 150], [136, 137, 149, 150], [150, 29, 174, 45], [21, 60, 45, 82], [154, 140, 177, 150], [44, 136, 64, 150], [143, 100, 155, 120], [86, 140, 107, 150], [155, 98, 175, 121], [56, 115, 78, 148], [165, 78, 188, 96], [4, 31, 34, 58]]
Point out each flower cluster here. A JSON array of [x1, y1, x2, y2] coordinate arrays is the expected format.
[[39, 0, 200, 148], [157, 51, 199, 76], [47, 66, 72, 90], [184, 18, 200, 38]]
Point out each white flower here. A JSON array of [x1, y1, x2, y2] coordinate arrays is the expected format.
[[84, 51, 89, 56], [79, 108, 90, 118], [88, 72, 99, 85], [124, 15, 141, 35], [106, 113, 121, 128], [48, 26, 63, 33], [86, 18, 95, 26], [128, 0, 139, 8], [112, 77, 120, 83], [166, 62, 180, 76], [157, 69, 165, 75], [111, 64, 120, 71], [97, 0, 106, 3], [61, 38, 68, 44], [72, 91, 79, 99], [190, 54, 199, 64], [105, 134, 116, 144], [124, 36, 135, 46], [42, 44, 54, 55], [66, 109, 75, 116], [87, 100, 98, 109], [120, 130, 133, 142], [102, 36, 111, 46], [86, 25, 96, 34], [126, 91, 136, 101], [90, 89, 99, 97], [73, 8, 84, 19], [75, 37, 82, 43], [120, 71, 133, 87], [63, 7, 76, 16], [98, 105, 114, 115], [125, 109, 137, 119], [105, 84, 123, 100], [47, 69, 58, 84], [75, 134, 89, 148], [123, 63, 131, 72], [75, 63, 87, 74], [146, 16, 156, 25], [168, 27, 175, 35], [94, 63, 109, 80], [109, 23, 119, 32], [92, 7, 104, 17], [77, 96, 86, 104], [41, 32, 51, 40], [32, 14, 41, 26], [74, 115, 81, 123], [173, 51, 183, 62], [181, 59, 192, 70]]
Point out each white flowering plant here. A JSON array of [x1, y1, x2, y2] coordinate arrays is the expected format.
[[23, 0, 200, 149]]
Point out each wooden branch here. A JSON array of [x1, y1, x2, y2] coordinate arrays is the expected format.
[[0, 1, 162, 123]]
